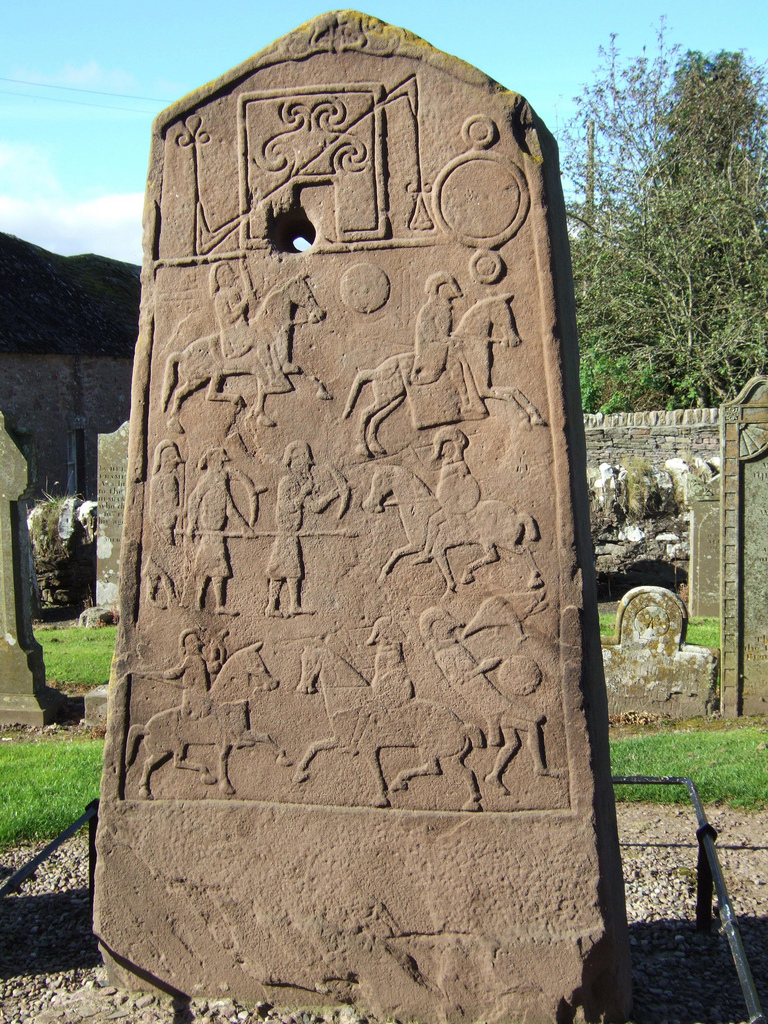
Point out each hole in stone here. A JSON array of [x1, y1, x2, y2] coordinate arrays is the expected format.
[[270, 209, 316, 253]]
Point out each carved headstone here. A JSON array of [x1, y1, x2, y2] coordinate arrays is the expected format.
[[0, 412, 64, 726], [94, 13, 631, 1022], [96, 421, 130, 608], [602, 586, 717, 717], [721, 376, 768, 715], [688, 474, 721, 619]]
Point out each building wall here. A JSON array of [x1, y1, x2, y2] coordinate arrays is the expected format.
[[583, 408, 720, 467], [0, 353, 133, 499]]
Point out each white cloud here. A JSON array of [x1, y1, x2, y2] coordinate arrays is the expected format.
[[0, 137, 143, 262], [0, 140, 59, 195], [0, 192, 143, 264]]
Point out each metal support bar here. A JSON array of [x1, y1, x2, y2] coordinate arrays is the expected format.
[[87, 798, 99, 911], [613, 775, 765, 1024], [0, 799, 100, 900], [695, 823, 716, 933]]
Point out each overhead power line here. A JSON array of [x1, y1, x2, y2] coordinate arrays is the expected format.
[[0, 75, 170, 103], [0, 88, 161, 114]]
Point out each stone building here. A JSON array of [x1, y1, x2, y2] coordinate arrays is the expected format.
[[0, 231, 139, 499]]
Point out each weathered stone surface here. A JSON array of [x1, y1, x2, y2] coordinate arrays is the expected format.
[[602, 587, 717, 718], [688, 473, 720, 619], [84, 683, 109, 727], [96, 421, 130, 607], [721, 376, 768, 716], [94, 13, 631, 1023], [0, 412, 64, 725]]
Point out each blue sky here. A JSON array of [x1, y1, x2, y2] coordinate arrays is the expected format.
[[2, 0, 766, 263]]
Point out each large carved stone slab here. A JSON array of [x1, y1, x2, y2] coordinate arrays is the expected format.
[[721, 376, 768, 715], [602, 586, 717, 717], [94, 13, 631, 1022]]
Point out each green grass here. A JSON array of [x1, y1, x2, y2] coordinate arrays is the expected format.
[[1, 722, 766, 850], [41, 617, 715, 692], [610, 727, 768, 809], [0, 737, 104, 848], [599, 614, 719, 649], [36, 626, 117, 692]]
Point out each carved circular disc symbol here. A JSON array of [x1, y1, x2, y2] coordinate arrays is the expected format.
[[462, 114, 498, 150], [434, 152, 529, 248], [470, 249, 505, 285], [340, 263, 390, 313], [633, 604, 670, 638]]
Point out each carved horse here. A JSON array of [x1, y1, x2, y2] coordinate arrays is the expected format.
[[342, 294, 542, 458], [363, 463, 542, 594], [162, 273, 325, 432], [293, 644, 481, 811], [127, 642, 291, 799]]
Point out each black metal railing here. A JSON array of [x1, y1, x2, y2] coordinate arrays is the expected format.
[[0, 798, 99, 906], [1, 786, 764, 1024], [614, 775, 765, 1024]]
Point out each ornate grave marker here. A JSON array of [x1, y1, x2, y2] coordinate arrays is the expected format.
[[0, 412, 64, 725], [96, 421, 130, 608], [94, 13, 631, 1022], [721, 376, 768, 715], [688, 473, 721, 619], [602, 586, 717, 718]]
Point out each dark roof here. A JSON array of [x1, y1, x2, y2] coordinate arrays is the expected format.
[[0, 232, 141, 358]]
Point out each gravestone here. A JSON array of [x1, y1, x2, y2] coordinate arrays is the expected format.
[[0, 412, 64, 725], [94, 13, 631, 1023], [602, 586, 717, 717], [721, 376, 768, 716], [96, 421, 130, 608], [688, 474, 720, 618]]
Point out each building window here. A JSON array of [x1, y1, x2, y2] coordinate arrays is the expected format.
[[66, 428, 85, 496]]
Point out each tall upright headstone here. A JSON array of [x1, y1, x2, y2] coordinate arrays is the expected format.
[[721, 376, 768, 716], [688, 474, 720, 619], [96, 421, 130, 608], [94, 13, 631, 1022], [0, 412, 64, 725]]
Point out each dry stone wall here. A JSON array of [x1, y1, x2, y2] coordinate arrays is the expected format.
[[583, 410, 722, 600], [583, 408, 720, 467]]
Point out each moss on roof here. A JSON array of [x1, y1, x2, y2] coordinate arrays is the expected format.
[[0, 232, 140, 358]]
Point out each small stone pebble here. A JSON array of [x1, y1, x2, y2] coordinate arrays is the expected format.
[[1, 804, 766, 1023]]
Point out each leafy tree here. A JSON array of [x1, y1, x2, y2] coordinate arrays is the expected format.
[[563, 28, 768, 411]]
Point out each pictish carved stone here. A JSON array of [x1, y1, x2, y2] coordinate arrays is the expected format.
[[602, 587, 718, 717], [94, 13, 631, 1023], [720, 376, 768, 715]]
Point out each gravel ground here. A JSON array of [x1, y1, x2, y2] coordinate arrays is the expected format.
[[1, 803, 766, 1024]]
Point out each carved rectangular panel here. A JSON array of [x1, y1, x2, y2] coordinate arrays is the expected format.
[[95, 14, 631, 1024]]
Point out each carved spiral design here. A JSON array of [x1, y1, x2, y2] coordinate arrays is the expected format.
[[333, 138, 368, 173], [313, 99, 348, 133], [280, 101, 311, 131], [261, 102, 311, 173]]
